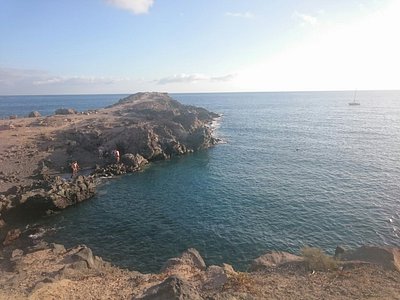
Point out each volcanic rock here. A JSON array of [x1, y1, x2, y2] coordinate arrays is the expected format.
[[341, 246, 400, 271], [121, 153, 148, 168], [28, 111, 41, 118], [162, 248, 206, 273], [203, 265, 228, 290], [138, 276, 202, 300], [3, 228, 21, 246], [55, 108, 77, 115], [249, 251, 304, 271]]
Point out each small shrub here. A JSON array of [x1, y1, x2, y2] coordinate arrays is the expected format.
[[301, 246, 338, 271]]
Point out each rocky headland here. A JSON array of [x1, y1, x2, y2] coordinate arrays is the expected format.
[[0, 92, 219, 229], [1, 92, 399, 299]]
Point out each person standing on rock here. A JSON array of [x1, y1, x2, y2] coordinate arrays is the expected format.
[[70, 161, 79, 178], [113, 149, 120, 164]]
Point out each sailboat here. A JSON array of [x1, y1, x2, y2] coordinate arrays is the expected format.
[[348, 90, 360, 106]]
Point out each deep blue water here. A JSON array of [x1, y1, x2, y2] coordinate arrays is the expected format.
[[2, 91, 400, 272], [0, 94, 128, 119]]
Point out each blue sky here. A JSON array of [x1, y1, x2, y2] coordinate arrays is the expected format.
[[1, 0, 399, 94]]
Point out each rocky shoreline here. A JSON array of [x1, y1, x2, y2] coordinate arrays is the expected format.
[[0, 239, 399, 299], [1, 92, 399, 299], [0, 92, 219, 231]]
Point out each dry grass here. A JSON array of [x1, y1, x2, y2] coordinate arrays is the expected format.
[[224, 272, 257, 293], [301, 246, 338, 272]]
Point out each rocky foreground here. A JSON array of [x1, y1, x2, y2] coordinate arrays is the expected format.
[[0, 92, 219, 229], [0, 241, 399, 299]]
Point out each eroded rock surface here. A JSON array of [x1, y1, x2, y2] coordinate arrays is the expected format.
[[250, 251, 304, 271], [341, 246, 400, 271], [0, 245, 399, 300]]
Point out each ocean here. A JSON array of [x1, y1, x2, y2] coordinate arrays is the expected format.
[[1, 91, 400, 272]]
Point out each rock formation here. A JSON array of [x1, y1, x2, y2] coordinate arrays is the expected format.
[[0, 92, 220, 236], [249, 251, 304, 271], [0, 243, 399, 299], [341, 246, 400, 271], [55, 108, 77, 115], [28, 111, 41, 118]]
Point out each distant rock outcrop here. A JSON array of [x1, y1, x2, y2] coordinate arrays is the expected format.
[[55, 108, 77, 115], [28, 111, 41, 118]]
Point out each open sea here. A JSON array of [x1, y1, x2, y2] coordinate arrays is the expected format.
[[1, 91, 400, 272]]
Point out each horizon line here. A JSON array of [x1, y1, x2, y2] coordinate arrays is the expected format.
[[1, 89, 400, 97]]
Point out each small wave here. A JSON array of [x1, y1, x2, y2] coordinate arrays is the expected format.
[[28, 226, 58, 240]]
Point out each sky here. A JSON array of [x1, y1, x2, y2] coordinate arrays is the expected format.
[[1, 0, 399, 95]]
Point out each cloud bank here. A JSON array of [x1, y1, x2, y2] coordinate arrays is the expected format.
[[0, 67, 131, 94], [107, 0, 154, 14], [157, 73, 235, 85]]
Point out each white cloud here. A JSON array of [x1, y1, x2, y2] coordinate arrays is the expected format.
[[225, 12, 255, 19], [33, 76, 123, 86], [0, 67, 135, 94], [293, 11, 318, 26], [157, 73, 235, 85], [107, 0, 154, 14]]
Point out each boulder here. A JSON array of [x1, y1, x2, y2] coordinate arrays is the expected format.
[[137, 276, 202, 300], [3, 228, 22, 246], [249, 251, 303, 271], [222, 263, 237, 277], [73, 247, 96, 268], [55, 108, 77, 115], [183, 248, 206, 270], [334, 245, 346, 258], [162, 248, 206, 272], [0, 218, 5, 229], [0, 194, 13, 213], [341, 246, 400, 271], [61, 246, 108, 270], [51, 243, 66, 255], [29, 240, 49, 252], [203, 265, 228, 290], [11, 249, 24, 259], [121, 153, 148, 168], [28, 111, 41, 118]]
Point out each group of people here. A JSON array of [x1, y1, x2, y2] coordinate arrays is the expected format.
[[70, 148, 121, 178]]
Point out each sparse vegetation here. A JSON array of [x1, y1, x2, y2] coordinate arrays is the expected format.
[[225, 272, 256, 293], [301, 246, 338, 271]]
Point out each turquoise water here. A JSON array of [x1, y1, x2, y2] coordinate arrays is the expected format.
[[2, 91, 400, 272]]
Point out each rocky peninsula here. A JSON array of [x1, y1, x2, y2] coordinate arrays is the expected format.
[[0, 92, 399, 299], [0, 92, 219, 227]]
